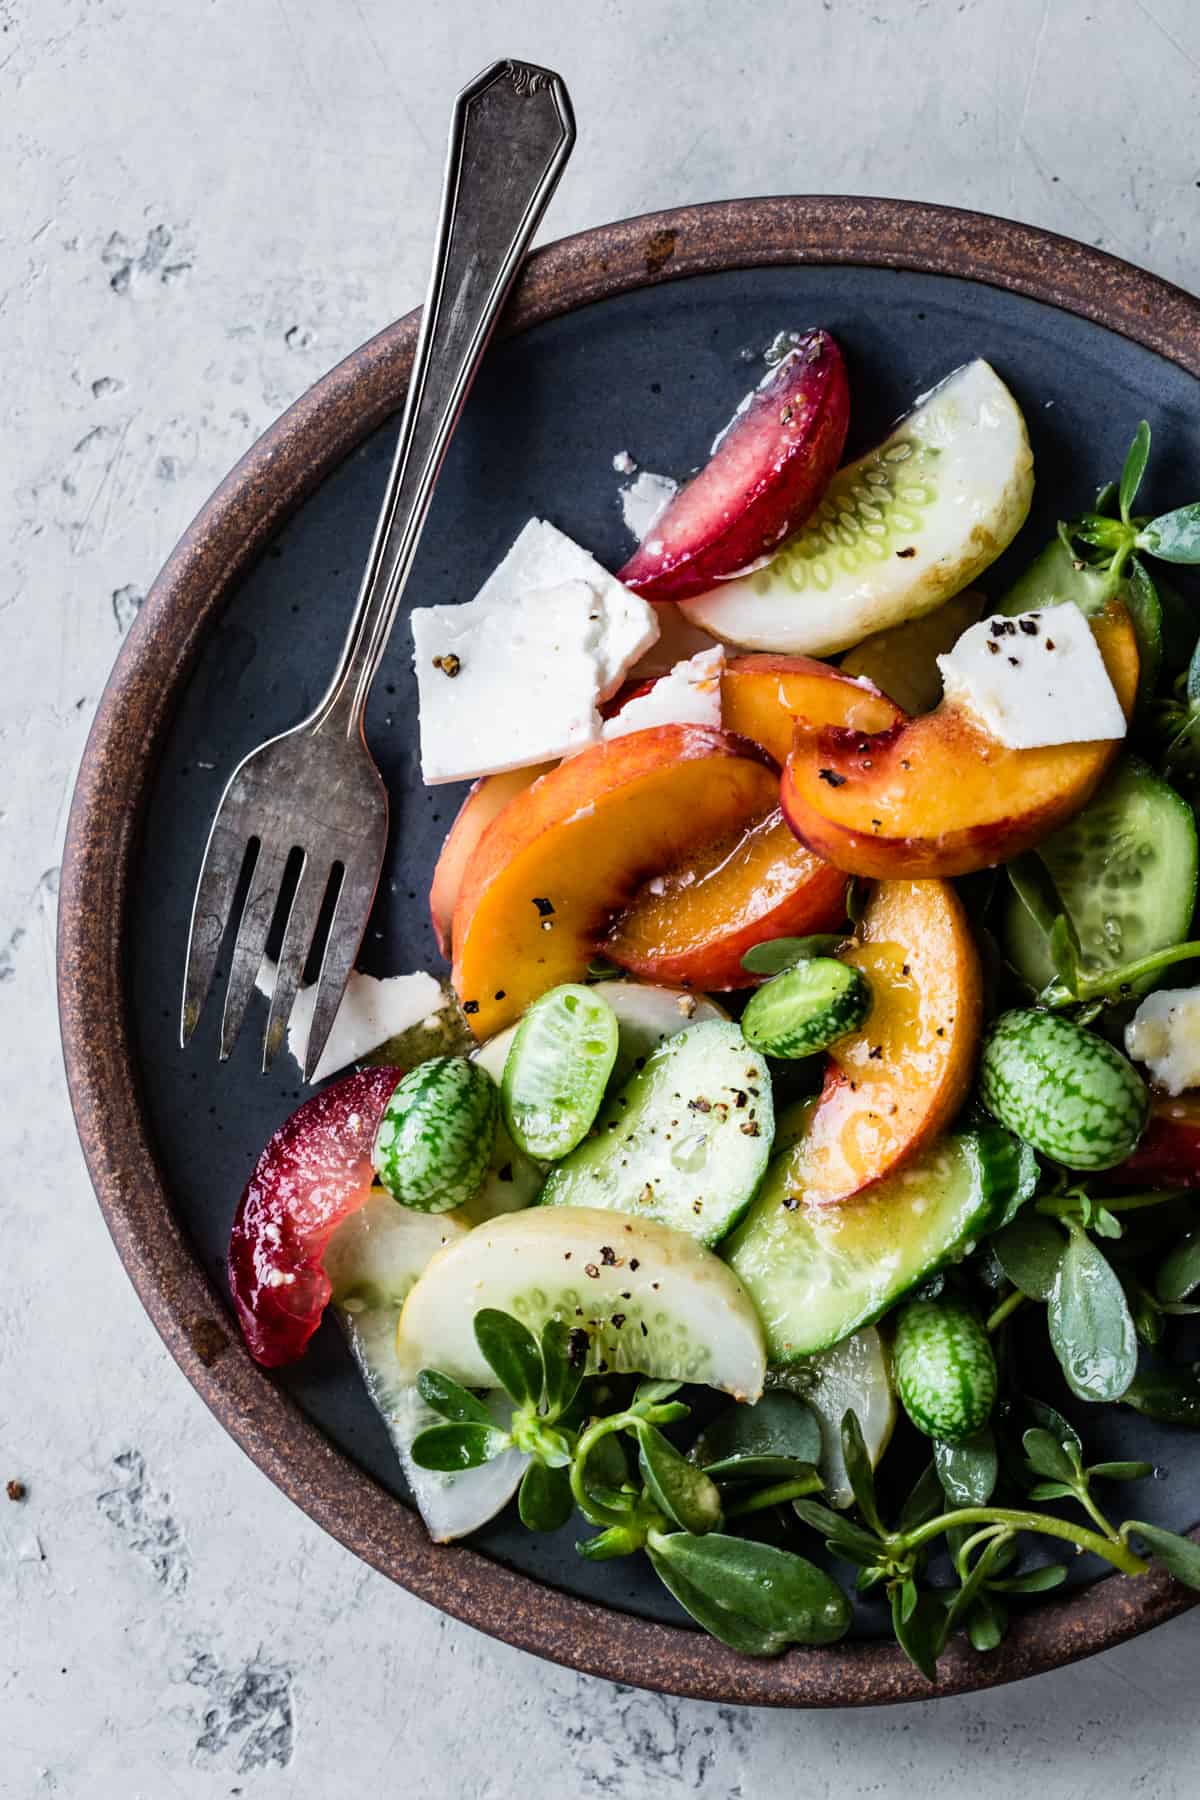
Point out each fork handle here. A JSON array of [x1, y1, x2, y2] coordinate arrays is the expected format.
[[316, 60, 574, 731]]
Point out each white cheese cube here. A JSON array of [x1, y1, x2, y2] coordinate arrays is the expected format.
[[413, 579, 607, 782], [936, 601, 1126, 749], [473, 518, 659, 700], [1126, 986, 1200, 1096], [603, 646, 725, 740], [255, 964, 450, 1083]]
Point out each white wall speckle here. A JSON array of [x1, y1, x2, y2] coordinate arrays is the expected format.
[[4, 0, 1200, 1793]]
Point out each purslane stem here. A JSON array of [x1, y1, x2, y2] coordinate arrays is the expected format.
[[722, 1473, 824, 1520], [986, 1289, 1026, 1333], [896, 1507, 1149, 1576]]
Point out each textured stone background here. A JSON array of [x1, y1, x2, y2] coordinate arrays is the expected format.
[[4, 0, 1200, 1792]]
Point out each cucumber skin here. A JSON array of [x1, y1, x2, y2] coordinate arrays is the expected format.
[[501, 983, 618, 1162], [980, 1010, 1149, 1172], [725, 1128, 1024, 1362], [742, 960, 870, 1059], [373, 1057, 499, 1213], [892, 1300, 997, 1442]]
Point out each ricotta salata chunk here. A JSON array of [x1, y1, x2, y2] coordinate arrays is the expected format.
[[1126, 986, 1200, 1096], [603, 645, 725, 739], [255, 963, 453, 1083], [936, 601, 1127, 749], [412, 520, 659, 783]]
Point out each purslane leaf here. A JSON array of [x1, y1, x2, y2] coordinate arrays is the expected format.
[[890, 1585, 946, 1682], [1125, 1521, 1200, 1589], [410, 1421, 511, 1471], [1047, 1230, 1138, 1403], [637, 1423, 722, 1535], [1156, 1230, 1200, 1304], [416, 1368, 494, 1426], [994, 1214, 1067, 1302], [841, 1409, 886, 1537], [518, 1460, 574, 1532], [651, 1532, 851, 1645], [540, 1318, 586, 1419], [1022, 1427, 1077, 1484], [690, 1391, 822, 1481], [740, 934, 844, 975], [473, 1308, 544, 1409], [1139, 502, 1200, 564], [1119, 420, 1151, 522], [935, 1429, 998, 1507]]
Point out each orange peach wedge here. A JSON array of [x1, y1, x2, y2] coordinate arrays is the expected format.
[[780, 602, 1139, 879], [451, 726, 778, 1038], [777, 877, 983, 1205], [429, 764, 553, 959]]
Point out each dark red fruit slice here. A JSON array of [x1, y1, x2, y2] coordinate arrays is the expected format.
[[1111, 1097, 1200, 1190], [228, 1067, 403, 1366], [617, 330, 850, 604]]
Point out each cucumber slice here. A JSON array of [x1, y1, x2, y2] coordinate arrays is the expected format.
[[1003, 757, 1198, 995], [395, 1206, 767, 1400], [741, 959, 870, 1059], [678, 360, 1033, 655], [767, 1327, 895, 1508], [502, 984, 619, 1160], [539, 1020, 774, 1244], [326, 1193, 529, 1541], [468, 1034, 547, 1221], [724, 1129, 1022, 1361]]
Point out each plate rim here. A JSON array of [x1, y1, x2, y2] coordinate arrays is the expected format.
[[58, 195, 1200, 1707]]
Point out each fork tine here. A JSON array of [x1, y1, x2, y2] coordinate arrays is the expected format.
[[219, 839, 291, 1061], [180, 815, 252, 1048], [262, 856, 331, 1074], [302, 847, 382, 1083]]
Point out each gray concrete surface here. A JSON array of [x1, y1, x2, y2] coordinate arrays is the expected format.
[[4, 0, 1200, 1792]]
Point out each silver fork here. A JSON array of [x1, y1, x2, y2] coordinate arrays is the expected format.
[[180, 60, 574, 1081]]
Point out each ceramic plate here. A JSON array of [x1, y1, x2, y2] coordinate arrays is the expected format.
[[60, 198, 1200, 1704]]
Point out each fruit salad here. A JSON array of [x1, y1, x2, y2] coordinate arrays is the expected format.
[[224, 337, 1200, 1675]]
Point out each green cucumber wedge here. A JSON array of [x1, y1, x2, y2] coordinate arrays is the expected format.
[[539, 1020, 773, 1245], [1003, 758, 1198, 995], [980, 1009, 1149, 1171], [396, 1206, 767, 1400], [326, 1192, 529, 1541], [742, 959, 870, 1059], [724, 1129, 1024, 1361], [892, 1298, 997, 1442], [501, 983, 618, 1161], [678, 359, 1033, 655], [373, 1056, 499, 1213]]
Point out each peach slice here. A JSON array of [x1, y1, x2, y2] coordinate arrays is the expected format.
[[780, 603, 1140, 879], [722, 654, 903, 765], [451, 726, 778, 1038], [606, 809, 848, 990], [429, 765, 553, 958], [776, 878, 982, 1205]]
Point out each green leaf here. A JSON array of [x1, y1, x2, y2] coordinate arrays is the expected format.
[[1091, 1206, 1123, 1241], [1025, 1396, 1083, 1462], [1028, 1480, 1076, 1501], [651, 1532, 851, 1645], [473, 1309, 544, 1408], [898, 1462, 946, 1531], [1139, 502, 1200, 564], [994, 1214, 1067, 1302], [632, 1378, 684, 1410], [518, 1460, 574, 1532], [1156, 1230, 1200, 1304], [540, 1319, 586, 1419], [1047, 1229, 1138, 1402], [1122, 1366, 1200, 1427], [1022, 1427, 1078, 1484], [1006, 852, 1064, 942], [890, 1585, 946, 1682], [991, 1563, 1068, 1595], [577, 1522, 646, 1561], [636, 1423, 722, 1535], [579, 1428, 630, 1499], [690, 1392, 822, 1482], [1088, 1460, 1153, 1483], [409, 1422, 510, 1471], [935, 1428, 998, 1506], [1095, 479, 1120, 518], [966, 1590, 1008, 1652], [1125, 1522, 1200, 1588], [1123, 1276, 1163, 1349], [1049, 914, 1082, 995], [943, 1531, 1013, 1642], [1125, 557, 1164, 701], [841, 1409, 886, 1536], [416, 1369, 494, 1426], [791, 1497, 886, 1565], [1119, 421, 1152, 523], [647, 1548, 788, 1655], [740, 934, 844, 976]]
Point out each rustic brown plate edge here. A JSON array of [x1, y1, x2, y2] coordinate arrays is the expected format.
[[58, 195, 1200, 1708]]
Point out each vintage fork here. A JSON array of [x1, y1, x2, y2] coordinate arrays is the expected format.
[[180, 61, 574, 1080]]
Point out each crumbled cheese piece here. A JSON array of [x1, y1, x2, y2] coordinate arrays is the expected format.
[[936, 602, 1127, 749], [255, 963, 448, 1083], [472, 518, 659, 700], [612, 449, 637, 474], [603, 646, 725, 739], [620, 469, 678, 542], [1126, 986, 1200, 1095]]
